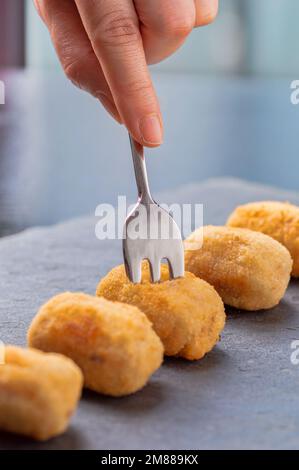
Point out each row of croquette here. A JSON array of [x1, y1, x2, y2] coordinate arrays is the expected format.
[[0, 200, 298, 441]]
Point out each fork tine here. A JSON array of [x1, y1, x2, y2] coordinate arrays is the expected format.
[[148, 258, 161, 283], [167, 250, 184, 280], [124, 257, 142, 284]]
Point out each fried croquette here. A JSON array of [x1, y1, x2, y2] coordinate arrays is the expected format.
[[184, 225, 292, 311], [28, 292, 163, 397], [96, 263, 225, 360], [0, 345, 83, 441], [226, 201, 299, 277]]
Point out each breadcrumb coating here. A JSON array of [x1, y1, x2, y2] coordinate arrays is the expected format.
[[185, 225, 292, 311], [97, 263, 225, 360], [227, 201, 299, 277], [28, 292, 163, 397], [0, 346, 83, 441]]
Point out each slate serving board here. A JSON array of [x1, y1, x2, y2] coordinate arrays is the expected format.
[[0, 178, 299, 450]]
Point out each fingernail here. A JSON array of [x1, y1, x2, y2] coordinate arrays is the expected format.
[[139, 114, 163, 146], [98, 93, 122, 124], [195, 0, 218, 26]]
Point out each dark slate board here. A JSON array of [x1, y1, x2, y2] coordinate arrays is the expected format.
[[1, 178, 299, 450]]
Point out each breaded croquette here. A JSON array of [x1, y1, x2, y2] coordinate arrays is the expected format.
[[0, 345, 83, 441], [96, 263, 225, 360], [28, 292, 163, 397], [184, 225, 292, 311], [227, 201, 299, 277]]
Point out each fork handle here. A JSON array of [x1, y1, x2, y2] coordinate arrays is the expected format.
[[129, 135, 153, 204]]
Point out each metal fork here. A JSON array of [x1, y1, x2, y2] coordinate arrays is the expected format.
[[123, 135, 184, 283]]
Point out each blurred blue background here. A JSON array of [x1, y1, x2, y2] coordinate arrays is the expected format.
[[26, 0, 299, 76], [0, 0, 298, 236]]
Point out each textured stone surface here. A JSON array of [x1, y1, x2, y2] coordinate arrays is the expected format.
[[0, 178, 299, 450]]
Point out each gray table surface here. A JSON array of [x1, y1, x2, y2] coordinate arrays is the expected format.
[[0, 177, 299, 450]]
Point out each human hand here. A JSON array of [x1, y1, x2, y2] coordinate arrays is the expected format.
[[34, 0, 218, 146]]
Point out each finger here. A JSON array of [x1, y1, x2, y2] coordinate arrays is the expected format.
[[194, 0, 219, 27], [75, 0, 163, 147], [134, 0, 195, 65], [34, 0, 122, 123]]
